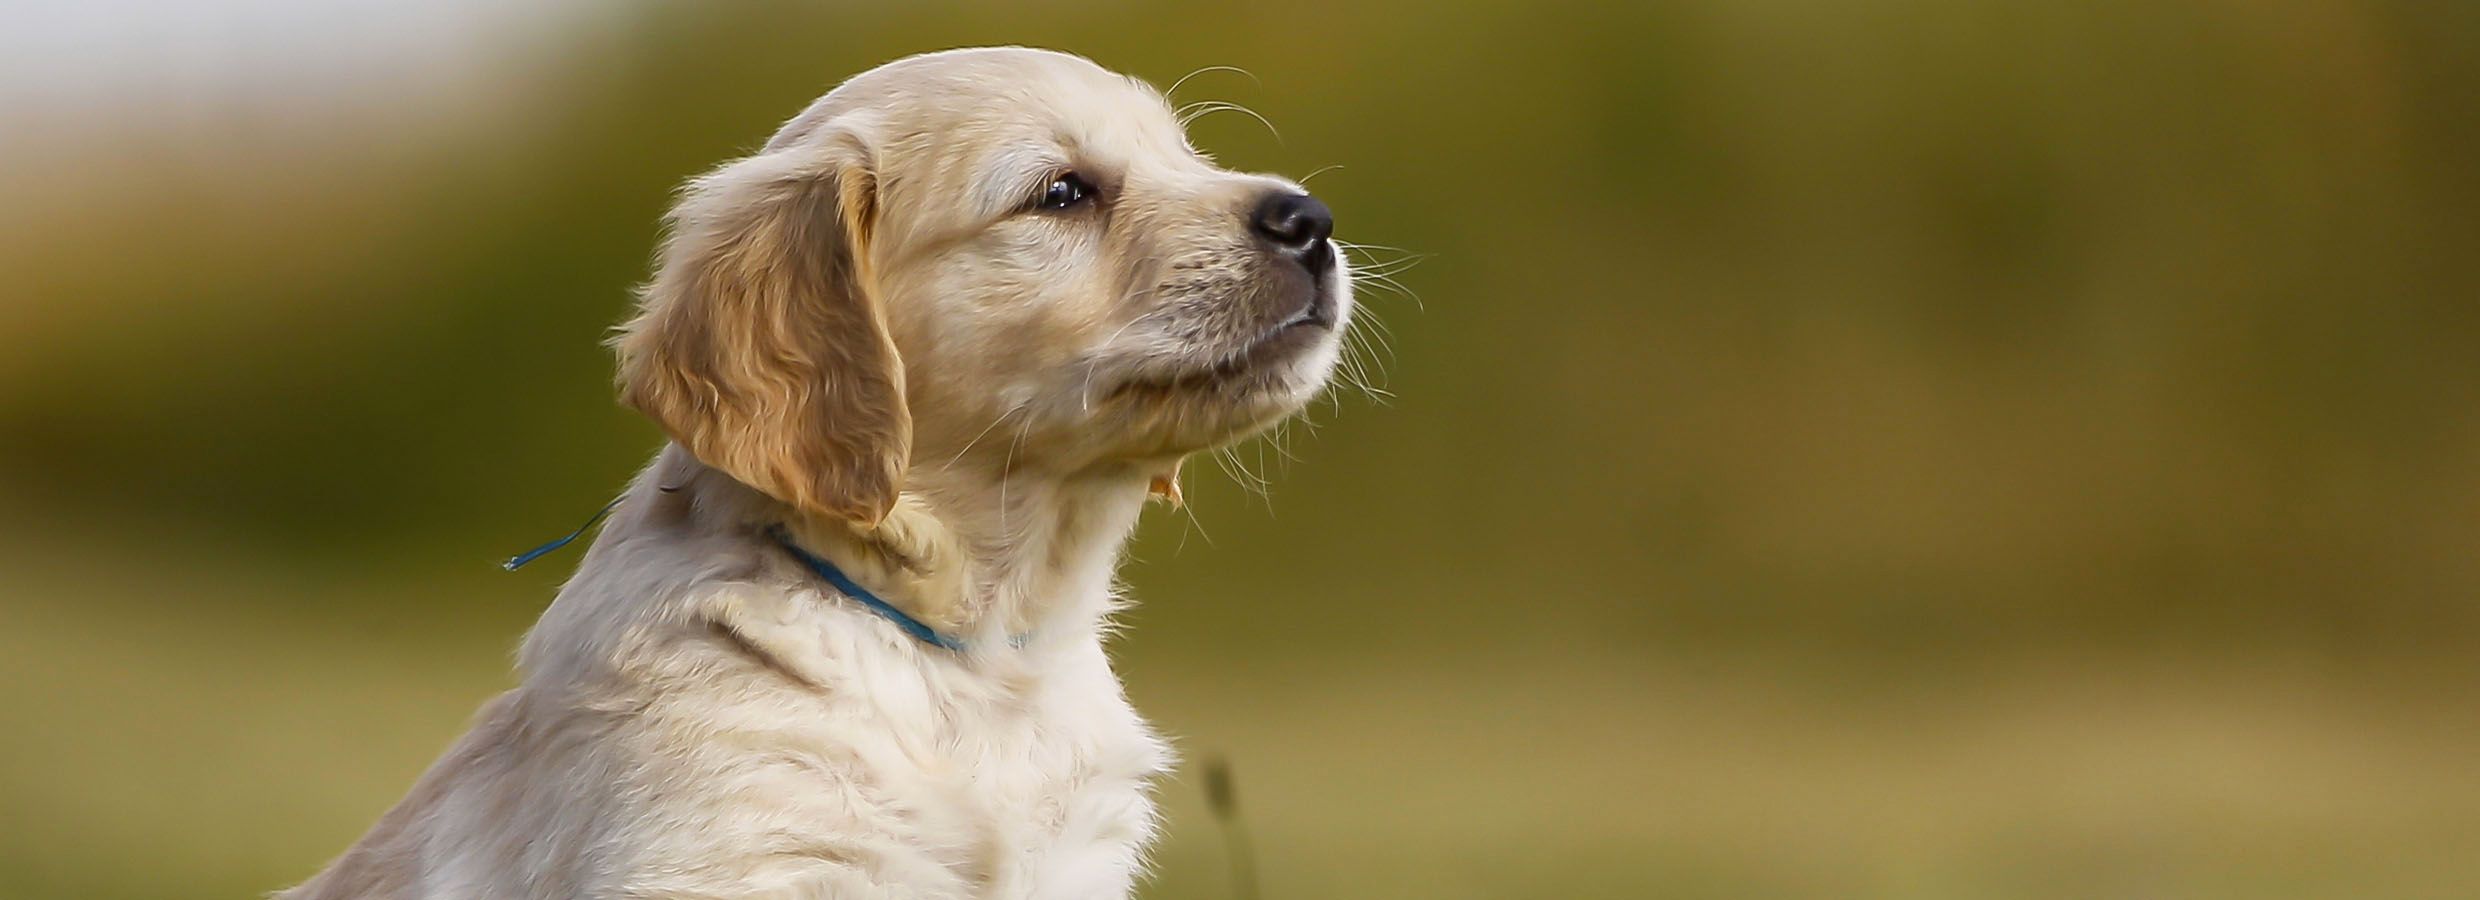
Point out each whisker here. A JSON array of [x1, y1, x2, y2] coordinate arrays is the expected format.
[[1332, 240, 1426, 256], [1266, 420, 1301, 465], [1350, 257, 1431, 279], [1212, 445, 1273, 501], [1177, 101, 1282, 144], [1349, 271, 1425, 311], [1250, 441, 1279, 513], [943, 401, 1028, 469], [1337, 328, 1395, 404], [1176, 496, 1215, 551], [1339, 250, 1432, 278], [1079, 315, 1154, 412], [998, 414, 1034, 534], [1353, 310, 1400, 363], [1166, 65, 1258, 100]]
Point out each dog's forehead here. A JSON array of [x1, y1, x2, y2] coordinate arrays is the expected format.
[[811, 49, 1186, 160], [929, 57, 1176, 153]]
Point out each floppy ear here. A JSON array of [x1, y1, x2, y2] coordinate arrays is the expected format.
[[613, 137, 909, 525]]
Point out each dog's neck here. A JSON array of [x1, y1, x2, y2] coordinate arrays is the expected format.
[[657, 444, 1158, 649]]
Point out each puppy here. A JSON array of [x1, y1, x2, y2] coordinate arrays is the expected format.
[[280, 47, 1352, 900]]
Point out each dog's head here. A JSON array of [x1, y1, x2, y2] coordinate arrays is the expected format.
[[614, 48, 1351, 525]]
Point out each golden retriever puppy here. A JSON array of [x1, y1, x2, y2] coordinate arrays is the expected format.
[[280, 46, 1352, 900]]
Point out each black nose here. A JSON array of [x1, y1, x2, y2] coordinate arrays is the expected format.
[[1251, 191, 1335, 273]]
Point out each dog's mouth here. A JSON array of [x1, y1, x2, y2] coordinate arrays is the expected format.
[[1111, 289, 1337, 399]]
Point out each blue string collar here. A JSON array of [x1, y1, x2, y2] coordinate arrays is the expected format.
[[504, 499, 1001, 653], [766, 524, 980, 653], [503, 496, 622, 571]]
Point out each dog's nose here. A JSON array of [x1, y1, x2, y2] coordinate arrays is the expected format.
[[1251, 191, 1334, 274]]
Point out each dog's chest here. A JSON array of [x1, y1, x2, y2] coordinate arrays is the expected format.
[[766, 638, 1173, 899]]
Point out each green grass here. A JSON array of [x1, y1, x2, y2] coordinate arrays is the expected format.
[[5, 522, 2475, 900]]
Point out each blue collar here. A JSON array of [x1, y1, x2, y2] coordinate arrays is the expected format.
[[765, 525, 973, 652], [506, 503, 998, 653], [502, 496, 623, 571]]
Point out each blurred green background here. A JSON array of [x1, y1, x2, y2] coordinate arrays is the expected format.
[[5, 1, 2478, 897]]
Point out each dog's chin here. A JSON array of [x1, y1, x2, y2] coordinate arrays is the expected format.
[[1104, 320, 1339, 454]]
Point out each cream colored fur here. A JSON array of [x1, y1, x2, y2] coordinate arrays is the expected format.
[[280, 47, 1351, 900]]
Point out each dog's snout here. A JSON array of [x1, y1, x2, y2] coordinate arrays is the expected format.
[[1250, 191, 1335, 274]]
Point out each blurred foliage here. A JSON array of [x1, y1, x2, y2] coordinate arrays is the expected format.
[[3, 1, 2478, 897]]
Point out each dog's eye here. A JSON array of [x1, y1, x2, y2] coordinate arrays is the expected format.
[[1035, 172, 1095, 211]]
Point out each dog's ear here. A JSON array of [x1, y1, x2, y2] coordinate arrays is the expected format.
[[613, 134, 908, 526]]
